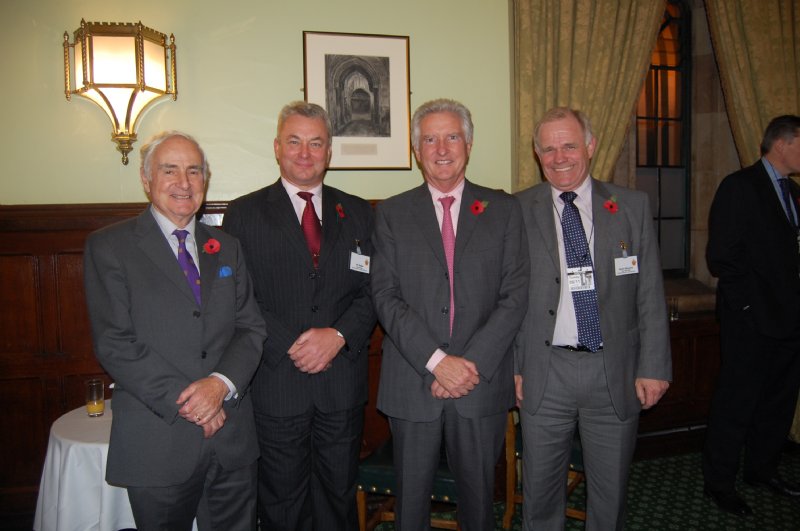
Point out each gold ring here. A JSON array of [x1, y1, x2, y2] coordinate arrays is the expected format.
[[195, 415, 201, 421]]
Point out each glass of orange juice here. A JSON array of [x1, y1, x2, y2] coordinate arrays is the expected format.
[[86, 378, 105, 417]]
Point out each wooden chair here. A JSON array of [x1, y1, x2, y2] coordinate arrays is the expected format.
[[503, 410, 587, 529], [356, 437, 459, 531]]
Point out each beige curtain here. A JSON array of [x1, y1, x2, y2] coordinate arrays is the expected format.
[[705, 0, 800, 166], [513, 0, 664, 190]]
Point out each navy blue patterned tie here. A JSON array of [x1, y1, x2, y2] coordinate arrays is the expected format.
[[560, 191, 602, 352], [173, 229, 201, 306], [778, 178, 798, 229]]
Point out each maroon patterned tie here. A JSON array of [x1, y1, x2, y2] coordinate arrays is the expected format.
[[439, 196, 456, 335], [172, 229, 201, 306], [298, 192, 322, 268]]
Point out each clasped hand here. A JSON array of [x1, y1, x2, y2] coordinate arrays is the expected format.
[[288, 327, 345, 374], [431, 355, 480, 399], [177, 376, 228, 438]]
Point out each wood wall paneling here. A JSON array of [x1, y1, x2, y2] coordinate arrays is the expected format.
[[0, 203, 719, 526]]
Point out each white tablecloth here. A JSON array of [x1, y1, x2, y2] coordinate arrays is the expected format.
[[33, 400, 136, 531]]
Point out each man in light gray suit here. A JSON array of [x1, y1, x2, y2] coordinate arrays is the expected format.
[[514, 107, 672, 530], [372, 99, 530, 530], [84, 131, 266, 530]]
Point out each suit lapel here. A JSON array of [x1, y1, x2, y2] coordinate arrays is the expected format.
[[196, 224, 220, 309], [265, 181, 316, 267], [454, 182, 478, 268], [319, 185, 344, 270], [135, 210, 198, 306], [592, 180, 625, 302], [531, 184, 561, 272], [410, 184, 448, 270], [754, 162, 797, 234]]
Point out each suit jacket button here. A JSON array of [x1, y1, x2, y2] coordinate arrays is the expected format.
[[201, 351, 207, 359], [311, 305, 319, 312], [441, 307, 449, 314], [193, 310, 201, 318], [548, 309, 555, 316], [555, 277, 560, 284], [544, 340, 551, 346]]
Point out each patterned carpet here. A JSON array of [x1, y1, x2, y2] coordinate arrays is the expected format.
[[371, 448, 800, 530]]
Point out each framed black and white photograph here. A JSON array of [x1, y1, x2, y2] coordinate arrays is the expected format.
[[303, 31, 411, 170]]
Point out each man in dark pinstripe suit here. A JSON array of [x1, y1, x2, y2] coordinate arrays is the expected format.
[[223, 102, 376, 531]]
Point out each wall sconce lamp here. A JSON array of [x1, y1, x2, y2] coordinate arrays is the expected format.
[[63, 19, 177, 165]]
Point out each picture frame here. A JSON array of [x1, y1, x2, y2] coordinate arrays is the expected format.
[[303, 31, 411, 170]]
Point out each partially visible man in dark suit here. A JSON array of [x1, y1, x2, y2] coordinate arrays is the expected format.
[[371, 98, 530, 530], [223, 101, 376, 531], [514, 107, 672, 530], [84, 131, 267, 530], [703, 115, 800, 516]]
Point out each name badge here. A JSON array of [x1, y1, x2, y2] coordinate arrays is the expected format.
[[350, 252, 370, 274], [614, 256, 639, 276], [567, 267, 595, 292]]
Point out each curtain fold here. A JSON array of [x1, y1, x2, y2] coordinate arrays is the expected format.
[[513, 0, 664, 190], [704, 0, 800, 166]]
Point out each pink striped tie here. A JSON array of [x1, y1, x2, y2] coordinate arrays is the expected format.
[[439, 196, 456, 335]]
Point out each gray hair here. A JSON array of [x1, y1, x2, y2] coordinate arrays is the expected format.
[[139, 131, 209, 181], [277, 101, 332, 140], [411, 99, 474, 150], [533, 107, 594, 153], [761, 115, 800, 156]]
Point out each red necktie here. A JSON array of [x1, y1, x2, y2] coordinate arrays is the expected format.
[[439, 196, 456, 335], [298, 191, 322, 268]]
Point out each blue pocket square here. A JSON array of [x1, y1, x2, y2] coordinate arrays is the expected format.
[[218, 265, 233, 278]]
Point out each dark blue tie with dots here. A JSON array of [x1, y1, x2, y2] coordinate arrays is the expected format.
[[560, 191, 602, 352]]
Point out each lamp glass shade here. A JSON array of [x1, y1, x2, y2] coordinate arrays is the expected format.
[[64, 20, 176, 164]]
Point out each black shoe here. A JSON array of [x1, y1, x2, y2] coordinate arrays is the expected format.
[[744, 475, 800, 497], [704, 487, 753, 516]]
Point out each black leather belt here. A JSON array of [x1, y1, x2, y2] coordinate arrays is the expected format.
[[555, 344, 600, 352]]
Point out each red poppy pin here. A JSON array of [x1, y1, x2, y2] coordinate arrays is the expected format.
[[603, 196, 618, 214], [203, 238, 221, 254], [336, 203, 346, 219], [471, 200, 489, 215]]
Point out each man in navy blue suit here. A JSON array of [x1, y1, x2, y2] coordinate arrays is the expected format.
[[223, 102, 376, 531], [704, 115, 800, 516]]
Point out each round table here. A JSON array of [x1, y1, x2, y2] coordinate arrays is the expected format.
[[33, 400, 137, 531]]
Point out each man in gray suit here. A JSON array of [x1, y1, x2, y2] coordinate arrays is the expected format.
[[223, 102, 376, 531], [84, 131, 267, 530], [514, 107, 672, 530], [372, 99, 530, 530]]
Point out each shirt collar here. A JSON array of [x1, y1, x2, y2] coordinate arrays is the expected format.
[[427, 179, 466, 202], [281, 177, 323, 198], [150, 205, 197, 239], [550, 175, 593, 205], [762, 157, 786, 182]]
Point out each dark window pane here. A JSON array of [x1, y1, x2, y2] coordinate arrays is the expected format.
[[660, 219, 686, 270], [661, 168, 686, 218], [636, 167, 659, 215]]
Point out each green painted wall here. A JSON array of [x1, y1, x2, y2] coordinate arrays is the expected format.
[[0, 0, 512, 204]]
